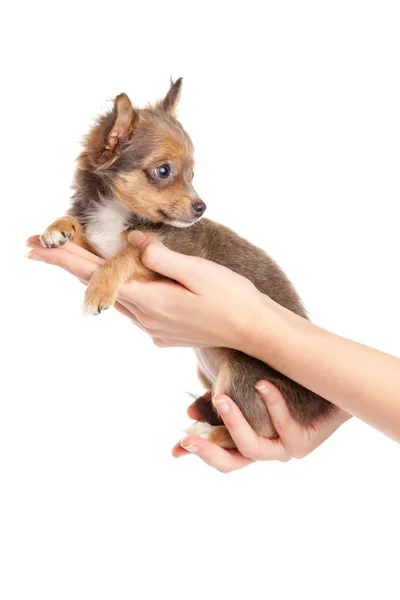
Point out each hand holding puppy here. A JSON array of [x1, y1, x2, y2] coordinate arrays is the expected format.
[[26, 233, 351, 471], [27, 231, 264, 351]]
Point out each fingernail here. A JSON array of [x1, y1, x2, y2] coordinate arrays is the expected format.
[[255, 383, 270, 394], [25, 251, 44, 262], [213, 397, 229, 415], [128, 231, 147, 248], [180, 438, 199, 453]]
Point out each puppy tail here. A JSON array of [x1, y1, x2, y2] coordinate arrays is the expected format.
[[190, 391, 223, 426]]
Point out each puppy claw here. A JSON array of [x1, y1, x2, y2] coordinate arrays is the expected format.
[[40, 218, 78, 249], [83, 300, 113, 316], [83, 274, 117, 316]]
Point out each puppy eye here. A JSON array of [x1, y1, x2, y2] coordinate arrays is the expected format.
[[155, 164, 171, 179], [192, 170, 195, 179]]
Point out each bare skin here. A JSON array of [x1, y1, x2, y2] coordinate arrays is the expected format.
[[26, 232, 399, 471]]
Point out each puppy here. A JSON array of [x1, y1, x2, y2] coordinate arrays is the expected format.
[[41, 78, 335, 448]]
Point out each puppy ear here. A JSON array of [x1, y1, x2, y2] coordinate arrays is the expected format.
[[85, 93, 139, 169], [158, 77, 183, 116], [105, 93, 138, 151]]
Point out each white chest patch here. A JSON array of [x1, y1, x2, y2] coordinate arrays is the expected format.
[[85, 199, 131, 260]]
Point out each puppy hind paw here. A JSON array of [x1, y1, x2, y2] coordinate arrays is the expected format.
[[184, 422, 236, 449], [184, 421, 215, 439]]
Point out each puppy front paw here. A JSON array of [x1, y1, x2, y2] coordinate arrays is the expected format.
[[84, 269, 118, 315], [40, 218, 77, 248]]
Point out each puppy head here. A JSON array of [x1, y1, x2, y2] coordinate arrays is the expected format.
[[80, 78, 206, 227]]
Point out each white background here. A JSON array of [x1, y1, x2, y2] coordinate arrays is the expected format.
[[2, 1, 400, 599]]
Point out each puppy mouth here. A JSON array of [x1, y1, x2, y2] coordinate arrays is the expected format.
[[158, 209, 199, 227]]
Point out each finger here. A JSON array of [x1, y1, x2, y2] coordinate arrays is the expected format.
[[115, 299, 166, 338], [26, 235, 105, 265], [171, 442, 190, 458], [186, 403, 203, 420], [62, 241, 105, 265], [116, 297, 150, 320], [26, 235, 42, 248], [113, 301, 149, 332], [128, 230, 222, 293], [118, 279, 193, 320], [113, 301, 141, 321], [172, 436, 254, 473], [127, 230, 162, 249], [212, 394, 288, 461], [116, 299, 192, 347], [26, 248, 99, 282], [255, 381, 306, 456]]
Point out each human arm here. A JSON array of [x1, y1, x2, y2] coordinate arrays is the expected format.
[[26, 231, 400, 444], [125, 231, 400, 443], [244, 299, 400, 443]]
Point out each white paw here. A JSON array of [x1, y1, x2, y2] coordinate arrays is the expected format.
[[184, 421, 214, 441], [40, 228, 71, 248], [83, 302, 107, 316], [83, 273, 116, 316]]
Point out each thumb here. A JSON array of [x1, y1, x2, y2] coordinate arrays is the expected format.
[[255, 381, 303, 452], [127, 230, 204, 292]]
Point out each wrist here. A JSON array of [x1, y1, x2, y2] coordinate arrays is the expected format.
[[238, 293, 302, 366], [231, 291, 283, 358]]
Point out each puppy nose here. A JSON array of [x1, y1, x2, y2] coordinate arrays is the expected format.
[[191, 200, 207, 217]]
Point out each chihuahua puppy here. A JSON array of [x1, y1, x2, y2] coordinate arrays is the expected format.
[[40, 79, 334, 448]]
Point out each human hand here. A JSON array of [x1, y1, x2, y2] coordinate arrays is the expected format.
[[26, 235, 350, 468], [173, 382, 351, 472], [26, 231, 271, 351]]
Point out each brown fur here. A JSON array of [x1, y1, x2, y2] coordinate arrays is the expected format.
[[41, 79, 335, 447], [84, 248, 159, 314], [205, 426, 235, 449]]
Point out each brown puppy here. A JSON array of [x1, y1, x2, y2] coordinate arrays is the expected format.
[[41, 79, 335, 448]]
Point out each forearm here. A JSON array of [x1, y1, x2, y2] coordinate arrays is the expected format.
[[242, 296, 400, 442], [26, 231, 399, 443]]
